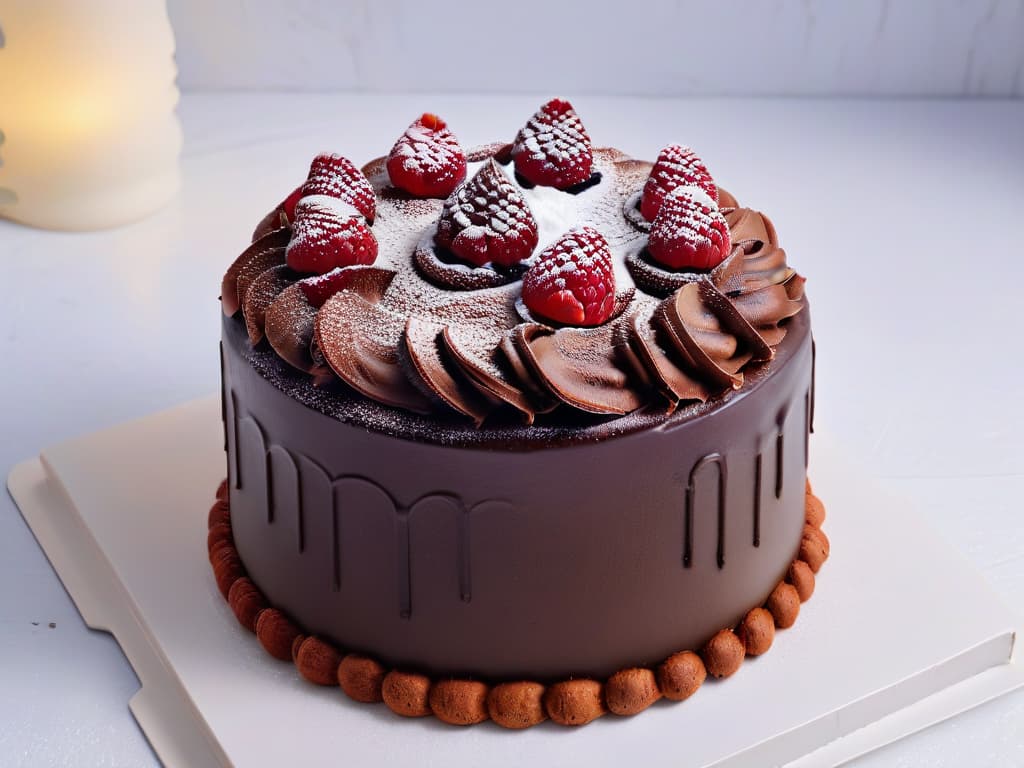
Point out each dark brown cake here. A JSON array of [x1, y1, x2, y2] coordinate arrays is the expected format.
[[213, 100, 826, 727]]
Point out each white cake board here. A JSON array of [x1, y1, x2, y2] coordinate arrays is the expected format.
[[7, 397, 1022, 768]]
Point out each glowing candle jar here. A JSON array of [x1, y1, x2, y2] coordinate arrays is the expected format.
[[0, 1, 182, 230]]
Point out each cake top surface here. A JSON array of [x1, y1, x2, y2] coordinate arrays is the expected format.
[[222, 100, 806, 448]]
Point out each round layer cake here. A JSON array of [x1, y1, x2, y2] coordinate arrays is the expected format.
[[216, 101, 822, 721]]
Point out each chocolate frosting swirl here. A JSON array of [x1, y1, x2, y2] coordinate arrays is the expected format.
[[222, 146, 805, 427]]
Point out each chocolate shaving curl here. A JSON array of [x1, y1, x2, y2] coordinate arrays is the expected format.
[[222, 228, 290, 316], [514, 319, 645, 416], [265, 284, 332, 385], [316, 291, 434, 414], [244, 265, 296, 344], [402, 317, 500, 426]]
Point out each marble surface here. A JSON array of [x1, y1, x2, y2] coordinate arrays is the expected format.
[[1, 92, 1022, 766], [167, 0, 1024, 96]]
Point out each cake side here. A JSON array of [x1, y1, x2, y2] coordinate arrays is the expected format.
[[222, 305, 812, 680]]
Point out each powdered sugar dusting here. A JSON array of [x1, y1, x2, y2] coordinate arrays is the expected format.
[[533, 228, 612, 286], [520, 182, 579, 253], [393, 122, 456, 174], [680, 185, 717, 211], [296, 194, 361, 222], [301, 154, 376, 220], [658, 188, 722, 247]]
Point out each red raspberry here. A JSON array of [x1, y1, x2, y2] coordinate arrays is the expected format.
[[301, 153, 376, 221], [434, 159, 539, 268], [640, 145, 717, 222], [387, 113, 467, 198], [285, 196, 378, 275], [521, 227, 616, 326], [512, 98, 593, 190], [647, 187, 731, 271]]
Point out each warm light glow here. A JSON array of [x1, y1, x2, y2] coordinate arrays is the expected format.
[[0, 1, 182, 230]]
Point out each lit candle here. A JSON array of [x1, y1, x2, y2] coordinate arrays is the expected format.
[[0, 1, 182, 230]]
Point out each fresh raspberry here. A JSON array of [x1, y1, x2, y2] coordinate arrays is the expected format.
[[640, 145, 717, 222], [301, 153, 376, 221], [434, 159, 539, 268], [512, 98, 593, 190], [285, 196, 378, 275], [646, 187, 731, 271], [521, 227, 616, 326], [387, 113, 467, 198]]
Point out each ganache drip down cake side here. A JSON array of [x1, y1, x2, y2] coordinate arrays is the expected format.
[[212, 99, 828, 728]]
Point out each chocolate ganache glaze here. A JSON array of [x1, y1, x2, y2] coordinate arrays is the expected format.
[[220, 130, 815, 681]]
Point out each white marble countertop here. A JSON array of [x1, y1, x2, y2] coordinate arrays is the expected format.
[[1, 93, 1021, 767]]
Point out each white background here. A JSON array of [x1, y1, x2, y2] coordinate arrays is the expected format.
[[167, 0, 1024, 96]]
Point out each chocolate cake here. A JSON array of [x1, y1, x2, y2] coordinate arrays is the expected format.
[[212, 100, 828, 728]]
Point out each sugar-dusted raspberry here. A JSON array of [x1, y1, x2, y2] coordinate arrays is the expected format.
[[301, 153, 376, 221], [640, 144, 717, 221], [512, 98, 593, 190], [521, 226, 616, 326], [646, 187, 730, 271], [387, 113, 467, 198], [285, 196, 378, 275], [435, 159, 538, 267]]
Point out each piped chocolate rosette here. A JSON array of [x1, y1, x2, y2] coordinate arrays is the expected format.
[[223, 101, 805, 428]]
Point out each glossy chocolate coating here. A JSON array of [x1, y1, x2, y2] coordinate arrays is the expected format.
[[222, 308, 812, 680]]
